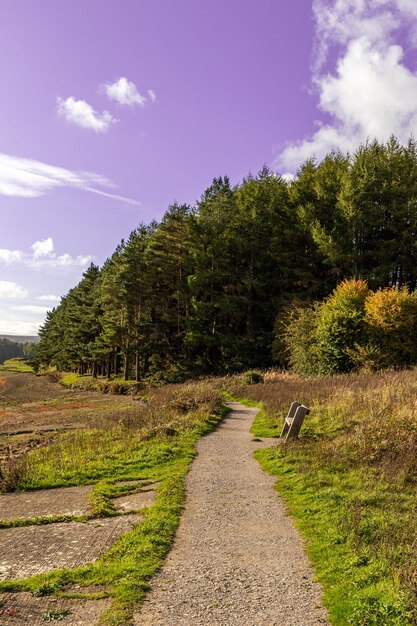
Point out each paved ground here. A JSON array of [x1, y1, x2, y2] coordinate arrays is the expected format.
[[0, 591, 110, 625], [0, 485, 93, 520], [0, 514, 141, 580], [0, 482, 158, 521], [135, 402, 328, 626]]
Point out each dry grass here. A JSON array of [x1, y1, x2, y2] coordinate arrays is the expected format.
[[1, 379, 223, 492], [223, 368, 417, 625]]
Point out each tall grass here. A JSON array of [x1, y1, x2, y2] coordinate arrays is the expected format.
[[226, 369, 417, 625], [14, 381, 224, 490]]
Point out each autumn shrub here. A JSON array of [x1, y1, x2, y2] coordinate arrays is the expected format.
[[314, 279, 369, 374], [364, 287, 417, 368], [242, 370, 264, 384], [282, 280, 417, 375], [282, 303, 321, 376]]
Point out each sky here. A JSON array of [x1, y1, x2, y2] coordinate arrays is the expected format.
[[1, 0, 417, 335]]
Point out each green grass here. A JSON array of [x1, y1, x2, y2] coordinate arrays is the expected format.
[[254, 443, 413, 625], [222, 392, 280, 438], [60, 373, 139, 395], [0, 358, 34, 373], [0, 394, 228, 625], [236, 371, 417, 626]]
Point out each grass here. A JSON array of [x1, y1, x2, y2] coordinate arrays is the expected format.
[[224, 368, 417, 626], [0, 358, 34, 373], [0, 378, 228, 625], [60, 372, 139, 395], [42, 608, 72, 621]]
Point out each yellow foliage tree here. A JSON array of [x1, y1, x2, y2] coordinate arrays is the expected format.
[[365, 286, 417, 367]]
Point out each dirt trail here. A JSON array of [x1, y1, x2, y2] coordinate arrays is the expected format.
[[135, 402, 328, 626]]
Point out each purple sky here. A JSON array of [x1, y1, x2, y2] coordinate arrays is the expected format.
[[2, 0, 417, 335]]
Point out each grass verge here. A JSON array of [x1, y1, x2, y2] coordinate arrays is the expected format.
[[231, 370, 417, 626]]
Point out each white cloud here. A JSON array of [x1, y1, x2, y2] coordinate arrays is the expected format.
[[12, 305, 51, 314], [0, 319, 41, 335], [31, 238, 54, 259], [57, 96, 116, 132], [276, 0, 417, 172], [0, 153, 140, 205], [0, 281, 28, 299], [0, 249, 23, 265], [28, 253, 93, 271], [148, 89, 157, 103], [281, 173, 295, 183], [0, 238, 93, 272], [37, 294, 60, 302], [103, 77, 147, 106]]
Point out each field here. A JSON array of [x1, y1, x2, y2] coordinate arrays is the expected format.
[[2, 367, 417, 625], [0, 370, 225, 625], [226, 369, 417, 626], [0, 371, 136, 470]]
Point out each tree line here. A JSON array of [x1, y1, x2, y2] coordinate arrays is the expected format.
[[0, 338, 24, 364], [34, 136, 417, 379]]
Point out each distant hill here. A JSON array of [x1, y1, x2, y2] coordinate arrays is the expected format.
[[0, 335, 39, 344]]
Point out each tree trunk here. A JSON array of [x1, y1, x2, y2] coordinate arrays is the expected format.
[[124, 353, 129, 381], [135, 351, 140, 382]]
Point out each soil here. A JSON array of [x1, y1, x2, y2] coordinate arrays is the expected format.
[[0, 372, 132, 461]]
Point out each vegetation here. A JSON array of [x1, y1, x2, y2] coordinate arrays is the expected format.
[[0, 378, 226, 625], [227, 369, 417, 625], [32, 137, 417, 379], [0, 340, 24, 365], [284, 279, 417, 375], [0, 357, 34, 373], [6, 135, 417, 623]]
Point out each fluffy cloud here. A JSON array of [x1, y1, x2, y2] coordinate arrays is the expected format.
[[31, 238, 54, 259], [0, 238, 93, 272], [12, 305, 51, 314], [276, 0, 417, 172], [57, 96, 116, 132], [102, 77, 156, 107], [28, 253, 93, 270], [37, 294, 60, 302], [0, 281, 28, 299], [0, 319, 41, 335], [0, 153, 140, 204], [0, 248, 23, 264]]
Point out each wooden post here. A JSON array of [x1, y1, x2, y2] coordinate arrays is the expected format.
[[285, 405, 310, 440], [280, 401, 301, 438]]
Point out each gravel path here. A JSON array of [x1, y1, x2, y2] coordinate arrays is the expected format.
[[135, 402, 328, 626]]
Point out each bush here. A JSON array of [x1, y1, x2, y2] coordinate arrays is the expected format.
[[365, 287, 417, 367], [242, 370, 264, 384], [282, 304, 321, 376], [281, 279, 417, 376], [315, 279, 369, 374]]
